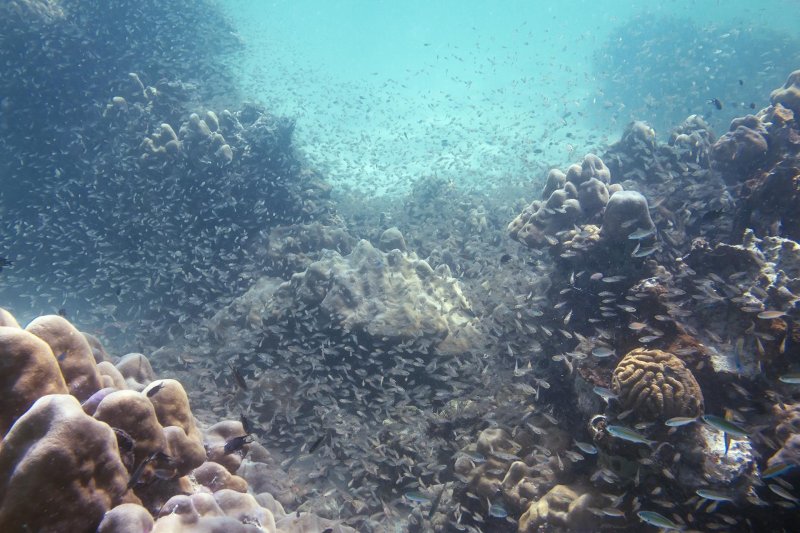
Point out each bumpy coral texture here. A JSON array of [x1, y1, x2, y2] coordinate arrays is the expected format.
[[611, 348, 704, 421], [268, 238, 479, 354], [25, 314, 103, 402], [0, 326, 69, 437], [0, 394, 130, 532], [518, 484, 594, 532], [770, 69, 800, 115]]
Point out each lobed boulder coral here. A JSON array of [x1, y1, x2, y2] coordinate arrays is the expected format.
[[600, 189, 655, 243], [0, 326, 68, 437], [26, 314, 103, 402], [0, 307, 342, 531], [0, 394, 131, 532], [771, 69, 800, 116], [509, 153, 656, 255], [711, 114, 770, 183], [611, 348, 704, 421]]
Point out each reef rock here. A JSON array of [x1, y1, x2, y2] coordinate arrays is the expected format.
[[265, 239, 480, 354], [611, 348, 704, 421]]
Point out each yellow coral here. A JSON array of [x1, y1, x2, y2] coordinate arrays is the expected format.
[[611, 348, 704, 421]]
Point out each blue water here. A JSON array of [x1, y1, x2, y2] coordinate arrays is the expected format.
[[219, 0, 799, 195]]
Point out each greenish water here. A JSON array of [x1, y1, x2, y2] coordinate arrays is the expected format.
[[219, 0, 799, 195]]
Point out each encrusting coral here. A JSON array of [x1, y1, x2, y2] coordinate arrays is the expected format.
[[611, 348, 704, 421]]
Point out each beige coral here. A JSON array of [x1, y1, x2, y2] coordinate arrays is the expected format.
[[97, 503, 155, 533], [93, 390, 167, 469], [0, 394, 130, 532], [154, 491, 276, 533], [26, 314, 103, 401], [0, 308, 20, 328], [770, 69, 800, 115], [193, 461, 248, 493], [205, 420, 251, 473], [0, 326, 69, 436], [612, 348, 704, 421], [518, 484, 595, 532], [116, 352, 157, 391], [145, 379, 206, 475]]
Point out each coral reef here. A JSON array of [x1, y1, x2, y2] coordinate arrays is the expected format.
[[518, 484, 595, 532], [265, 237, 481, 354], [508, 153, 626, 249], [0, 326, 68, 436], [508, 152, 658, 260], [611, 348, 704, 421], [711, 114, 770, 182], [771, 69, 800, 115], [0, 394, 131, 532], [0, 308, 343, 531]]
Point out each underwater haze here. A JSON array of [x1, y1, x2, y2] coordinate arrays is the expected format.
[[222, 0, 798, 195], [2, 0, 800, 532]]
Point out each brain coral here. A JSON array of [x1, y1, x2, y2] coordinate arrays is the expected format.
[[611, 348, 704, 421]]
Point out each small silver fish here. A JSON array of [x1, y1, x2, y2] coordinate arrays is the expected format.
[[664, 417, 697, 427], [628, 227, 656, 240], [637, 510, 684, 530], [696, 489, 735, 502], [606, 425, 655, 446], [574, 440, 598, 454]]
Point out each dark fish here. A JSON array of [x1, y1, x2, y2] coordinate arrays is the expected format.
[[228, 361, 248, 391], [113, 428, 136, 454], [57, 308, 68, 318], [308, 433, 327, 454], [0, 257, 12, 272], [708, 98, 723, 110], [240, 413, 254, 434], [127, 452, 158, 489], [428, 483, 448, 519], [749, 102, 756, 109], [223, 434, 253, 455], [739, 79, 744, 85], [146, 381, 165, 397], [283, 432, 328, 469], [500, 253, 512, 264]]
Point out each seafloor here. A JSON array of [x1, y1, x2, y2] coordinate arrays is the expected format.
[[1, 2, 800, 533]]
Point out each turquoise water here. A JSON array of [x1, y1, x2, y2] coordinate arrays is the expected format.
[[219, 0, 798, 195]]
